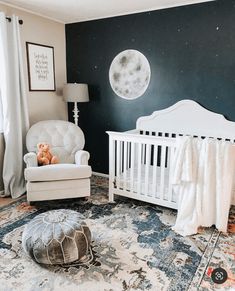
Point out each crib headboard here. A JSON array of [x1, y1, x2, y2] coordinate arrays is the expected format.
[[136, 100, 235, 141]]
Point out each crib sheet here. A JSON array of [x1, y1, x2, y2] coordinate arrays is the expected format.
[[116, 165, 177, 202]]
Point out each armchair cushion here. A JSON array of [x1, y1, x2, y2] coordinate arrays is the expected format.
[[25, 164, 91, 182]]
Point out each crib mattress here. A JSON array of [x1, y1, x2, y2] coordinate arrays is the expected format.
[[116, 165, 177, 202]]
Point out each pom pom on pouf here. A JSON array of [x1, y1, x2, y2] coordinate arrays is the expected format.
[[22, 209, 91, 265]]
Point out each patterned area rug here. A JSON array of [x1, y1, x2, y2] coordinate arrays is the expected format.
[[0, 176, 234, 291]]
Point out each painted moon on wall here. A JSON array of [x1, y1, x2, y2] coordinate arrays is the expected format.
[[109, 49, 151, 100]]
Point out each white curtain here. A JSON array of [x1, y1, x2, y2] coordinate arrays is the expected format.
[[0, 12, 29, 198]]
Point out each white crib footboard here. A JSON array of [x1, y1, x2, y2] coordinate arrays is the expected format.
[[107, 131, 178, 209]]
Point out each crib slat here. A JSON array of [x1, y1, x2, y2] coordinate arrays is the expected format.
[[145, 144, 151, 196], [116, 140, 121, 189], [168, 145, 175, 202], [127, 141, 130, 169], [123, 141, 127, 190], [166, 145, 172, 199], [160, 145, 166, 200], [164, 145, 169, 200], [142, 143, 146, 164], [130, 142, 135, 193], [152, 144, 158, 198], [137, 143, 142, 195], [120, 141, 123, 172]]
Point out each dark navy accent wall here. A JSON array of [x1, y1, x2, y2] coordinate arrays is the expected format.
[[66, 0, 235, 174]]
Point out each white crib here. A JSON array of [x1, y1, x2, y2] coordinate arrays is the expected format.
[[107, 100, 235, 209]]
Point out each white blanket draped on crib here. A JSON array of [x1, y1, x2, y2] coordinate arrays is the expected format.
[[172, 136, 235, 236]]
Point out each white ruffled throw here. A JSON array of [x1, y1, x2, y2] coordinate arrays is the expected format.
[[172, 136, 235, 236]]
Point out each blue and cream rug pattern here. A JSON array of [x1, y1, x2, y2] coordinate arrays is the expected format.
[[0, 176, 234, 290]]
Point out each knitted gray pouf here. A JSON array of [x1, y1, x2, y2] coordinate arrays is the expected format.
[[22, 209, 91, 265]]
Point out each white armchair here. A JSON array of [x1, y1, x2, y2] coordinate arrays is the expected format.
[[24, 120, 92, 202]]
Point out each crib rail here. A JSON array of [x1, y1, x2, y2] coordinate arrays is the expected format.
[[107, 131, 178, 209]]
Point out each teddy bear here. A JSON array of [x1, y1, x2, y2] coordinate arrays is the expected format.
[[37, 142, 59, 166]]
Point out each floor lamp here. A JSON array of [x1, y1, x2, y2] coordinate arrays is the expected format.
[[63, 83, 89, 126]]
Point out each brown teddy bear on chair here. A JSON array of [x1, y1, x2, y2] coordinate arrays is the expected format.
[[37, 142, 59, 166]]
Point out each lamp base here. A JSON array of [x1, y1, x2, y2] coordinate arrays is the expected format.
[[73, 102, 79, 126]]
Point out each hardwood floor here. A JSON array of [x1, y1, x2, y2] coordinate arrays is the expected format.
[[0, 195, 25, 207]]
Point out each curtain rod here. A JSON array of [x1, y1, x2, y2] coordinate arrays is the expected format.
[[6, 17, 23, 25]]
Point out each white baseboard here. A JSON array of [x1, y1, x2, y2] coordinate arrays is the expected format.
[[92, 171, 109, 178]]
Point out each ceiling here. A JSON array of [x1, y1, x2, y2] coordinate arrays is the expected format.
[[0, 0, 214, 23]]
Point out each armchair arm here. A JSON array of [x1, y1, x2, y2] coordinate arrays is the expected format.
[[24, 152, 38, 168], [75, 150, 90, 165]]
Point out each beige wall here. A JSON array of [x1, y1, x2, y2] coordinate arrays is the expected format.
[[0, 3, 67, 191]]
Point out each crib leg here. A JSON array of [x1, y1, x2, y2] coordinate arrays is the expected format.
[[109, 191, 114, 203], [108, 173, 115, 202]]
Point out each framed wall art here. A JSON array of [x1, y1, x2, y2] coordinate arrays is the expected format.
[[26, 42, 56, 91]]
